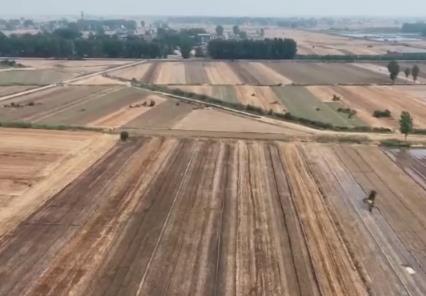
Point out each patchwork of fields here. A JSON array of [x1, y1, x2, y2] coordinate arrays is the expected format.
[[1, 136, 425, 295], [265, 28, 426, 56], [1, 56, 426, 296], [109, 60, 396, 85]]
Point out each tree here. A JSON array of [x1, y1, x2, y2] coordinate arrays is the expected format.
[[215, 25, 224, 37], [387, 61, 400, 83], [194, 46, 204, 57], [400, 111, 413, 140], [233, 25, 240, 36], [404, 67, 411, 78], [207, 38, 297, 59], [179, 38, 192, 59], [238, 31, 248, 39], [412, 65, 420, 82]]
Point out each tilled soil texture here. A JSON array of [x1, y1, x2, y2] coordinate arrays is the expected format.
[[384, 148, 426, 190], [0, 128, 115, 238], [264, 62, 392, 85], [5, 138, 426, 295]]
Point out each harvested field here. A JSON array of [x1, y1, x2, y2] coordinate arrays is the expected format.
[[0, 85, 121, 123], [385, 148, 426, 190], [16, 59, 130, 70], [0, 69, 78, 85], [172, 108, 303, 134], [0, 128, 115, 238], [393, 85, 426, 102], [109, 62, 153, 81], [324, 86, 426, 129], [353, 63, 411, 83], [88, 95, 166, 128], [0, 85, 37, 97], [184, 61, 209, 84], [154, 62, 187, 84], [204, 62, 243, 85], [173, 85, 239, 104], [0, 86, 154, 126], [264, 62, 392, 85], [234, 86, 285, 112], [265, 28, 426, 56], [71, 75, 129, 85], [38, 87, 151, 126], [174, 85, 285, 112], [228, 61, 292, 85], [1, 138, 425, 295], [125, 98, 195, 129], [273, 86, 366, 127], [303, 143, 426, 295]]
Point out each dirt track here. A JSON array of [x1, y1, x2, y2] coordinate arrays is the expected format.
[[2, 137, 425, 295]]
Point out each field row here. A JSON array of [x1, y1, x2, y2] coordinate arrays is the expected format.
[[0, 59, 133, 86], [174, 84, 426, 129], [0, 133, 425, 295], [109, 61, 407, 85], [0, 85, 298, 135]]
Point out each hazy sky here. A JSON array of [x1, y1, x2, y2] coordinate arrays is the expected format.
[[2, 0, 426, 17]]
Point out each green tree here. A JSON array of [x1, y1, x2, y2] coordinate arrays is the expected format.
[[215, 25, 224, 36], [233, 25, 240, 36], [412, 65, 420, 82], [387, 61, 400, 83], [400, 111, 413, 140], [179, 39, 192, 59], [404, 67, 411, 78], [239, 31, 248, 39]]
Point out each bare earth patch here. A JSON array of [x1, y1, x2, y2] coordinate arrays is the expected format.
[[0, 128, 115, 238]]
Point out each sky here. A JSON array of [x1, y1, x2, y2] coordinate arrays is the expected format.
[[1, 0, 426, 17]]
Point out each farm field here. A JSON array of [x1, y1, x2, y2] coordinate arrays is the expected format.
[[172, 108, 306, 135], [0, 128, 115, 238], [174, 85, 366, 128], [309, 85, 426, 129], [0, 86, 157, 127], [385, 148, 426, 190], [265, 28, 426, 55], [0, 85, 37, 97], [16, 59, 133, 75], [0, 137, 425, 295], [0, 69, 78, 85], [264, 61, 396, 85], [111, 60, 394, 85]]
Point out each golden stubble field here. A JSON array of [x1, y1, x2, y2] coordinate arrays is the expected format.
[[0, 135, 425, 295]]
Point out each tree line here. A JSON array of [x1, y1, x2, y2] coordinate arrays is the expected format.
[[207, 38, 297, 59], [0, 32, 165, 58], [401, 22, 426, 34]]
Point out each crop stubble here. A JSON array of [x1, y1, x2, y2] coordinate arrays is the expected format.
[[3, 138, 424, 295]]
